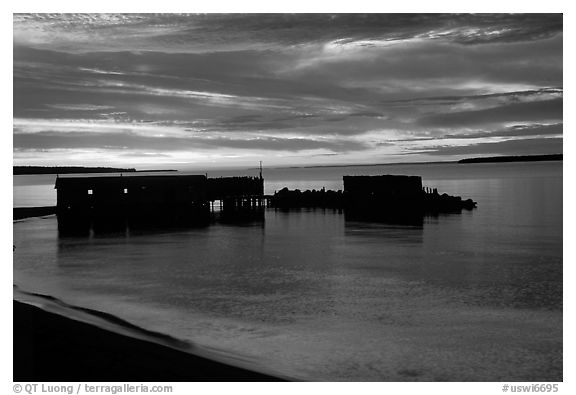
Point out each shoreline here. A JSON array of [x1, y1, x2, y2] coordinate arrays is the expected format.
[[13, 299, 286, 382], [13, 206, 57, 220]]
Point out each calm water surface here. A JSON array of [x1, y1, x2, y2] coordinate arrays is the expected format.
[[13, 162, 562, 381]]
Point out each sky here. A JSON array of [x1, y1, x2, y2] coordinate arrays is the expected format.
[[13, 13, 563, 169]]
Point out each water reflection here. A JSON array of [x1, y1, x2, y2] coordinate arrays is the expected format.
[[48, 200, 562, 314], [56, 210, 265, 239]]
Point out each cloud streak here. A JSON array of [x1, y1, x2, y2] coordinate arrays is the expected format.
[[418, 98, 563, 128], [13, 130, 367, 153]]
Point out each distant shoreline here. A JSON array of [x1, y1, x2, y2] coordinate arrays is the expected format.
[[251, 161, 455, 171], [14, 166, 137, 175], [15, 154, 561, 175], [458, 154, 562, 164], [14, 166, 179, 175], [136, 169, 178, 173], [259, 154, 562, 171]]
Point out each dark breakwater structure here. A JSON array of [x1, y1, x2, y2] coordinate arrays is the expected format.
[[54, 173, 475, 232], [270, 175, 476, 222]]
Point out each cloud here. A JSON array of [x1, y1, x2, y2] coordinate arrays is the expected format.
[[12, 14, 563, 167], [46, 104, 115, 111], [14, 14, 562, 53], [419, 137, 563, 157], [418, 98, 562, 128], [282, 35, 562, 97], [393, 123, 563, 142], [119, 152, 171, 158], [447, 123, 563, 140], [13, 130, 368, 153], [381, 87, 562, 107]]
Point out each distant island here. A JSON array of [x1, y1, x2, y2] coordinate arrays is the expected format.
[[458, 154, 562, 164], [14, 166, 178, 175], [14, 166, 136, 175], [136, 169, 178, 173]]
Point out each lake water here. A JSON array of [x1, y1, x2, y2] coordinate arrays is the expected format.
[[12, 161, 563, 381]]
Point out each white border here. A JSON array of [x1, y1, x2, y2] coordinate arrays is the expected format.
[[4, 4, 572, 393]]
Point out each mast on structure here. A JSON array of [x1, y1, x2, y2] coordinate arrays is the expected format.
[[259, 161, 263, 180]]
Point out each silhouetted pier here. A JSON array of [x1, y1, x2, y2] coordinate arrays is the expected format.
[[55, 175, 209, 231], [54, 173, 476, 232], [269, 175, 477, 219], [207, 176, 265, 219], [55, 174, 265, 231]]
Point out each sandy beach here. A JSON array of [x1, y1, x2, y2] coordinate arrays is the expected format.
[[13, 300, 284, 382]]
